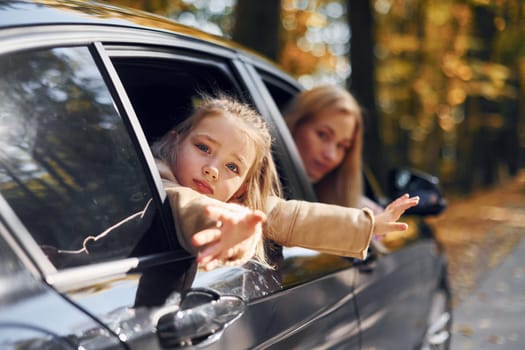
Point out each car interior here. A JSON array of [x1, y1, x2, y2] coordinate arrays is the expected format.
[[112, 57, 243, 144]]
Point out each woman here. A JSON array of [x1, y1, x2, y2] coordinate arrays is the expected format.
[[284, 85, 383, 213]]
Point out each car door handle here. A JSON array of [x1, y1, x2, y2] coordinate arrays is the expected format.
[[156, 288, 245, 348]]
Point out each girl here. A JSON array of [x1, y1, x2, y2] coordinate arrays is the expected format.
[[152, 94, 418, 270], [153, 94, 280, 269]]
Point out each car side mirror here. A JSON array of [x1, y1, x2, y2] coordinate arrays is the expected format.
[[388, 168, 447, 216]]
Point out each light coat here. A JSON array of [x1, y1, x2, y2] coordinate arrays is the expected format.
[[156, 160, 375, 260]]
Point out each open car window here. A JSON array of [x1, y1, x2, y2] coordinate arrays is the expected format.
[[257, 68, 382, 201], [110, 52, 300, 204], [0, 46, 165, 270]]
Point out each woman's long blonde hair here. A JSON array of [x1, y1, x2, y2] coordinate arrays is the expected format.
[[152, 94, 282, 264], [284, 85, 363, 208]]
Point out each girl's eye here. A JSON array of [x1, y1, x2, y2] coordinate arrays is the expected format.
[[195, 143, 209, 153], [226, 163, 239, 174], [317, 130, 329, 141]]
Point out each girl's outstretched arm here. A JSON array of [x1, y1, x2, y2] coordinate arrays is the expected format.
[[165, 180, 417, 264], [192, 204, 266, 271], [372, 194, 419, 236]]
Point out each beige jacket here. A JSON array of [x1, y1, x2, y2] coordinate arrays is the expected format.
[[156, 160, 375, 260]]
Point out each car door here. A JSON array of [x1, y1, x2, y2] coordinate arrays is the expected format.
[[352, 225, 446, 349], [106, 38, 362, 349]]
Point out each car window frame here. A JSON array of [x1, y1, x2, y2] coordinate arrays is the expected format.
[[232, 62, 315, 202]]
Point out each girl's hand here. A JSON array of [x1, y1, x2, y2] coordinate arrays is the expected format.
[[373, 194, 419, 236], [191, 203, 266, 271], [361, 195, 384, 215]]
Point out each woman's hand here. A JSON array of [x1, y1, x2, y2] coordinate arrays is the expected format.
[[373, 194, 419, 236], [191, 203, 266, 271]]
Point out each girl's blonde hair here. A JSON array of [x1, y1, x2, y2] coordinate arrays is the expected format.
[[152, 94, 282, 265], [284, 85, 363, 208]]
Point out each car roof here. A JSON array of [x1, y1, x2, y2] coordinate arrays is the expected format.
[[0, 0, 244, 51], [0, 0, 294, 76]]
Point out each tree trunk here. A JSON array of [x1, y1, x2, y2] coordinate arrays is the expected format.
[[232, 0, 282, 62], [346, 0, 385, 183]]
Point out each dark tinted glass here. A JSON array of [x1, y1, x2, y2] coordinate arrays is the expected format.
[[0, 47, 156, 269]]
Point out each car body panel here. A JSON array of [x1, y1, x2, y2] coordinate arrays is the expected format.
[[356, 238, 442, 349]]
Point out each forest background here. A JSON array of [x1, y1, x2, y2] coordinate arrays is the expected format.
[[103, 0, 525, 196]]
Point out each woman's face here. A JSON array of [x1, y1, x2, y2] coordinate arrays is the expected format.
[[292, 109, 356, 183], [173, 114, 256, 202]]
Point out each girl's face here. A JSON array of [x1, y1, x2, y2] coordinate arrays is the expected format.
[[174, 114, 256, 202], [292, 109, 356, 183]]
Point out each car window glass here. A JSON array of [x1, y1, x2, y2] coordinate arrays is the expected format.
[[0, 47, 158, 269]]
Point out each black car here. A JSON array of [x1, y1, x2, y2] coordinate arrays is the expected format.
[[0, 1, 451, 349]]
